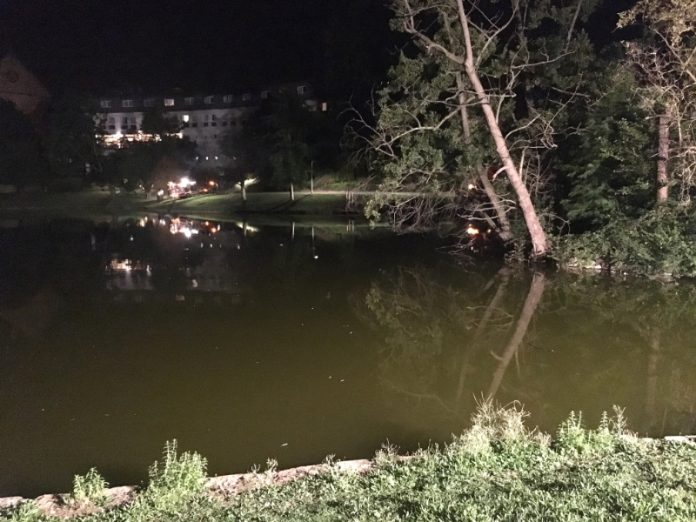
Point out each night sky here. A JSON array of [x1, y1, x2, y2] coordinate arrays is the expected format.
[[0, 0, 397, 98]]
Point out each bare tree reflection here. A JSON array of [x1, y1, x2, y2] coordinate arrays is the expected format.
[[488, 272, 546, 398]]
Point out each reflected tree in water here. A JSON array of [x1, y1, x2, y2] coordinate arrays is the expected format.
[[362, 266, 696, 435]]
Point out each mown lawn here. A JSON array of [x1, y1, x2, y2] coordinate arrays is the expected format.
[[3, 404, 695, 521]]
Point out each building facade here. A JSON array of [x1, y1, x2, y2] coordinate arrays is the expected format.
[[96, 82, 318, 157]]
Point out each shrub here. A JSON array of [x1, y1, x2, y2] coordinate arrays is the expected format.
[[71, 468, 108, 505], [554, 206, 696, 277]]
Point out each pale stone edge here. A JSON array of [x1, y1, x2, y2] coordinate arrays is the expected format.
[[2, 437, 695, 519], [0, 458, 379, 519]]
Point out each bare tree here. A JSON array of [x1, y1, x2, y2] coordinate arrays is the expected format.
[[394, 0, 553, 256], [620, 0, 696, 204]]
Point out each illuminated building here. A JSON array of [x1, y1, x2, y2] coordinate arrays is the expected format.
[[96, 83, 319, 157]]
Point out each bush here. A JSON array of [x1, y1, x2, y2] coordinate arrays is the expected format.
[[71, 469, 108, 505], [2, 408, 696, 521], [554, 206, 696, 277]]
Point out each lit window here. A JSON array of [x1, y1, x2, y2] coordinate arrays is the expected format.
[[144, 98, 155, 107], [223, 95, 233, 103], [182, 114, 190, 123], [260, 90, 270, 99], [242, 93, 251, 101], [122, 99, 134, 108], [185, 97, 195, 106], [204, 96, 214, 105], [296, 85, 307, 95], [164, 98, 175, 107], [100, 100, 112, 109]]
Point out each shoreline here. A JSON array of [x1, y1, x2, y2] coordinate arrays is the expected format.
[[1, 435, 694, 519]]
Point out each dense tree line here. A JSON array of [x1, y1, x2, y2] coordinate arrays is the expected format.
[[359, 0, 696, 273]]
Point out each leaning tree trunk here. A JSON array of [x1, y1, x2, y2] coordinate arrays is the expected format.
[[455, 0, 548, 257], [456, 73, 513, 242], [657, 111, 671, 204]]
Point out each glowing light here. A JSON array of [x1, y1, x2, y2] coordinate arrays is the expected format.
[[467, 183, 475, 190], [466, 226, 480, 236], [179, 176, 196, 187], [182, 114, 190, 123], [208, 180, 216, 187]]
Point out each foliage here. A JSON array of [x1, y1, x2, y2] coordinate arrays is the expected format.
[[100, 137, 196, 191], [553, 206, 696, 276], [140, 109, 180, 136], [3, 407, 696, 521], [71, 469, 108, 505], [618, 0, 696, 203], [222, 95, 341, 189], [124, 439, 209, 517], [0, 100, 48, 187], [43, 94, 100, 182], [365, 0, 607, 244], [556, 70, 654, 228]]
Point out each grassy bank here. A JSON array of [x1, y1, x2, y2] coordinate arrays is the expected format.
[[0, 189, 361, 219], [2, 404, 695, 521]]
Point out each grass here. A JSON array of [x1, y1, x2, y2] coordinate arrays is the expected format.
[[0, 189, 358, 218], [143, 191, 354, 215], [2, 404, 696, 521]]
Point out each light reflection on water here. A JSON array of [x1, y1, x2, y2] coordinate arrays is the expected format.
[[0, 216, 695, 496]]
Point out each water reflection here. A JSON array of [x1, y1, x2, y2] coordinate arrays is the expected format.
[[0, 217, 695, 497], [362, 265, 696, 439]]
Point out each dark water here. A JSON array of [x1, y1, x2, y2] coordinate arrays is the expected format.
[[1, 216, 695, 497]]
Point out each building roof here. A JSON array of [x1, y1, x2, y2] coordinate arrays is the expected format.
[[96, 82, 313, 113], [0, 52, 50, 116]]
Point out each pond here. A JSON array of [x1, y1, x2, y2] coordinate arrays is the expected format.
[[1, 215, 695, 497]]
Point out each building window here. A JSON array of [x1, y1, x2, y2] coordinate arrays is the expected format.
[[192, 122, 198, 128], [182, 114, 190, 123], [164, 98, 175, 107], [222, 121, 228, 127], [296, 85, 307, 95], [242, 93, 251, 101], [100, 100, 112, 109], [223, 95, 233, 103], [260, 90, 270, 99], [122, 99, 135, 108], [108, 125, 116, 130], [144, 98, 155, 107], [204, 96, 214, 105], [185, 97, 195, 106]]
